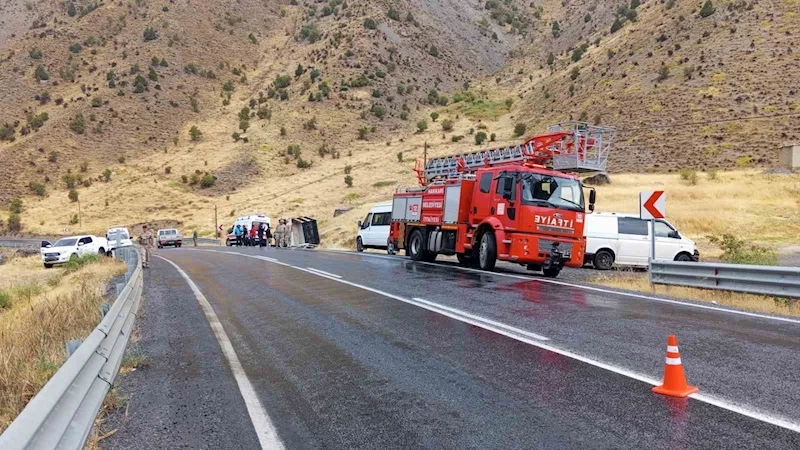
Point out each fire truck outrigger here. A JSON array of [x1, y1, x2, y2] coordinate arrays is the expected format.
[[388, 122, 615, 278]]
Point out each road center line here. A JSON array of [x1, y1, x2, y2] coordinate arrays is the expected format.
[[154, 255, 285, 450], [315, 249, 800, 326], [306, 267, 342, 279], [198, 249, 800, 434]]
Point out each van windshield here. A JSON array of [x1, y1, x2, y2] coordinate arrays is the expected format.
[[521, 174, 585, 212]]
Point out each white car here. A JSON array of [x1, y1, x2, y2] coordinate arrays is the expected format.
[[357, 202, 392, 252], [584, 212, 699, 270], [41, 235, 110, 268], [106, 227, 133, 250]]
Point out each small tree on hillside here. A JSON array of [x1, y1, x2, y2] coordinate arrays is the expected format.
[[699, 0, 715, 18], [514, 123, 527, 137], [189, 126, 202, 141], [430, 112, 439, 122], [68, 189, 79, 203], [143, 27, 158, 41], [417, 120, 428, 133]]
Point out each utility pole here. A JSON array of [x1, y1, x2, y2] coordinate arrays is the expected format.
[[78, 200, 82, 229], [214, 205, 219, 239]]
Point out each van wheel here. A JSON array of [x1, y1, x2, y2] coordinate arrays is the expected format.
[[675, 252, 693, 262], [407, 229, 425, 262], [478, 232, 497, 271], [98, 247, 105, 255], [593, 250, 615, 270], [356, 237, 364, 252], [44, 263, 53, 269]]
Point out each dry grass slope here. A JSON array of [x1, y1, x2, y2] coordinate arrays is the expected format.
[[0, 252, 125, 433]]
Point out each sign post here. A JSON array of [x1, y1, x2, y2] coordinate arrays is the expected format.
[[640, 191, 666, 284]]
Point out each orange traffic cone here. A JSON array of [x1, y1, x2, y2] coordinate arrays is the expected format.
[[652, 335, 699, 398]]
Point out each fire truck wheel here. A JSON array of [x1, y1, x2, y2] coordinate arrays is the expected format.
[[593, 249, 615, 270], [356, 237, 364, 252], [457, 252, 475, 266], [478, 232, 497, 271], [542, 267, 561, 278], [423, 252, 438, 263], [407, 229, 426, 261]]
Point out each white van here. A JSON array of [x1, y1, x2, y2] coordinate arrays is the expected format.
[[584, 212, 699, 270], [357, 202, 392, 252], [226, 214, 271, 246], [106, 227, 132, 250]]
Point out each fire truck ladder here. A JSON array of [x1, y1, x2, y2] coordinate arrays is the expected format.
[[417, 122, 616, 184]]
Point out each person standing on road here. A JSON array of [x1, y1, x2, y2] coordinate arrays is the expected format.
[[192, 230, 198, 247], [234, 224, 243, 246], [138, 225, 155, 268], [265, 224, 273, 248], [257, 222, 265, 247], [274, 220, 283, 248], [282, 219, 291, 248]]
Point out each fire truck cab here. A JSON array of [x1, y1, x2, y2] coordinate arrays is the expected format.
[[389, 122, 612, 278]]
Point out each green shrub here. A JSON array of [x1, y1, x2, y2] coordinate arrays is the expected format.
[[475, 131, 488, 145], [363, 18, 377, 29], [200, 174, 216, 188], [189, 126, 202, 141], [441, 119, 454, 132], [570, 67, 580, 80], [417, 120, 428, 132], [91, 96, 102, 107], [396, 152, 403, 162], [428, 45, 439, 57], [699, 0, 715, 18], [300, 23, 322, 42], [451, 135, 464, 142], [709, 234, 777, 266], [70, 113, 85, 134], [9, 198, 23, 214], [29, 48, 43, 59], [7, 213, 21, 232], [344, 175, 353, 187], [69, 42, 82, 53], [68, 189, 79, 202], [513, 123, 527, 137], [388, 8, 400, 21], [0, 290, 10, 310], [143, 27, 158, 41], [679, 168, 698, 185], [551, 22, 560, 38], [64, 253, 102, 272], [430, 112, 439, 122], [30, 182, 46, 197], [371, 104, 386, 119], [344, 165, 352, 175], [296, 158, 313, 169], [103, 168, 112, 181], [707, 169, 718, 181], [657, 65, 670, 82], [34, 64, 49, 81]]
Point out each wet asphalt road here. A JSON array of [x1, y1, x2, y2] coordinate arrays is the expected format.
[[105, 246, 800, 449]]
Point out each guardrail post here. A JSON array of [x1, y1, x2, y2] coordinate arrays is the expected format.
[[100, 303, 110, 317], [65, 339, 83, 358]]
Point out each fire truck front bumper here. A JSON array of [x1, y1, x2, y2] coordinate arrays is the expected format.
[[501, 234, 585, 268]]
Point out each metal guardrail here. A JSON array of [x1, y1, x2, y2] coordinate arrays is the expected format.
[[0, 246, 144, 449], [194, 237, 221, 245], [650, 260, 800, 298]]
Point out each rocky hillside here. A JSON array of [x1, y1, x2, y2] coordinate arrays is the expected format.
[[1, 0, 798, 239], [489, 0, 800, 171]]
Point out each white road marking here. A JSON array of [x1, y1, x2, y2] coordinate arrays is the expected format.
[[306, 267, 342, 279], [314, 249, 800, 326], [189, 249, 800, 433], [155, 255, 285, 450]]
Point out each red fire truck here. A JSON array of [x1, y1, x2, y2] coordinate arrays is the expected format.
[[388, 122, 614, 278]]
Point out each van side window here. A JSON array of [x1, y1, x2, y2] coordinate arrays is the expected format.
[[618, 217, 648, 236], [372, 212, 391, 226], [654, 221, 676, 238], [479, 173, 493, 193], [79, 237, 93, 244], [361, 213, 372, 229]]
